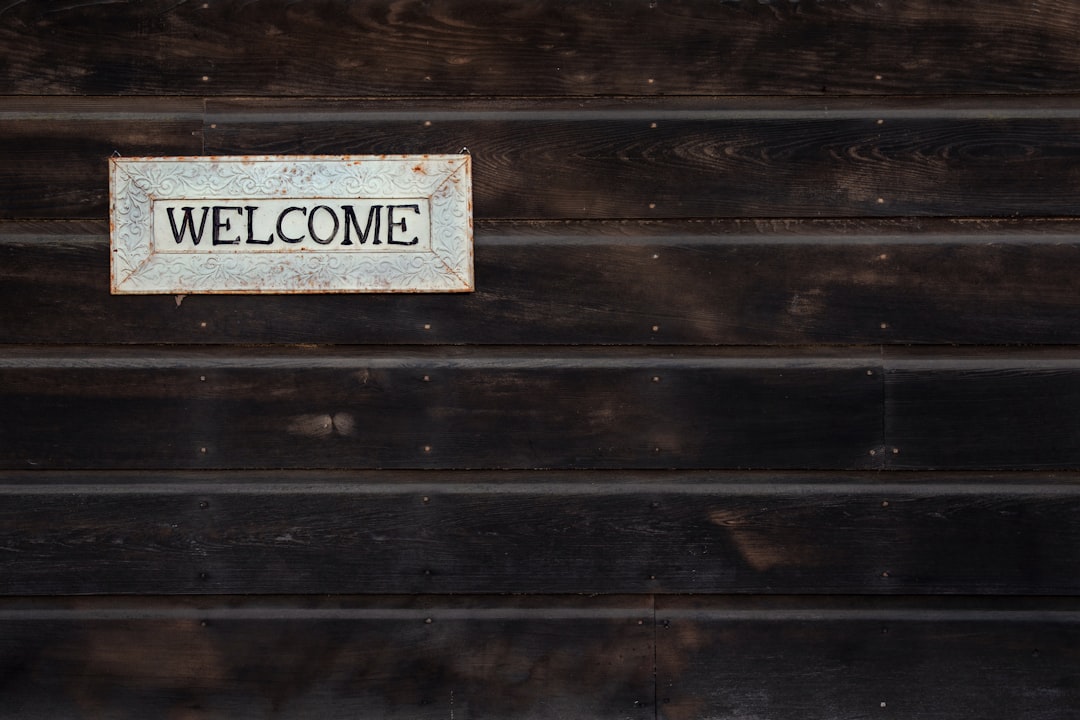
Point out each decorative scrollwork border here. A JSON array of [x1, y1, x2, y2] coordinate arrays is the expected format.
[[109, 155, 473, 294]]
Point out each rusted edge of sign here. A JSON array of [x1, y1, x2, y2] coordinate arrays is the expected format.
[[109, 155, 473, 294]]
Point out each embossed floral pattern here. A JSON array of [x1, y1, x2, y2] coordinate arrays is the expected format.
[[110, 155, 473, 294]]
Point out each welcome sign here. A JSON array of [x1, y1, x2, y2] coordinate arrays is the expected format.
[[109, 155, 473, 294]]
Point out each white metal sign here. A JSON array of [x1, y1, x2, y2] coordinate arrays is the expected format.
[[109, 155, 473, 294]]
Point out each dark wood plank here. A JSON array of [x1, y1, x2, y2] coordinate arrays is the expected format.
[[885, 350, 1080, 469], [11, 98, 1080, 220], [9, 218, 1080, 345], [3, 471, 1079, 595], [3, 0, 1080, 96], [0, 99, 203, 219], [0, 595, 654, 719], [206, 98, 1080, 219], [657, 597, 1080, 720], [0, 347, 881, 471]]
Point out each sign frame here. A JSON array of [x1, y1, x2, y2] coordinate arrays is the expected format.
[[109, 155, 473, 294]]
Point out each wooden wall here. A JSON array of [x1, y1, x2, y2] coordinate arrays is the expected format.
[[3, 1, 1080, 717]]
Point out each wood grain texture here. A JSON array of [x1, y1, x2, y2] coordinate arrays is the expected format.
[[8, 218, 1080, 345], [0, 99, 203, 219], [10, 98, 1080, 219], [656, 596, 1080, 720], [2, 0, 1080, 96], [885, 350, 1080, 470], [0, 347, 881, 471], [206, 99, 1080, 219], [3, 471, 1080, 595], [0, 595, 654, 719]]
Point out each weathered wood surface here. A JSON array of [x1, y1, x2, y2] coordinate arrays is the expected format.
[[3, 472, 1080, 595], [885, 350, 1080, 470], [3, 595, 1074, 720], [0, 99, 202, 219], [206, 98, 1080, 219], [656, 596, 1080, 720], [10, 98, 1080, 219], [8, 218, 1080, 345], [0, 595, 654, 719], [10, 347, 1080, 471], [4, 0, 1079, 715], [0, 347, 881, 470], [2, 1, 1079, 97]]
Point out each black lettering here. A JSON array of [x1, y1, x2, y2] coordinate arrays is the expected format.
[[276, 206, 307, 244], [245, 205, 272, 244], [387, 204, 421, 245], [166, 206, 210, 246], [308, 205, 340, 245], [212, 206, 243, 245], [342, 204, 381, 245]]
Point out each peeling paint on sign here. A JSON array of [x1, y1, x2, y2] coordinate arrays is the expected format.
[[109, 155, 473, 294]]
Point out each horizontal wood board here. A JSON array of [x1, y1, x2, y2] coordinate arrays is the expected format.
[[885, 352, 1080, 469], [0, 348, 881, 471], [2, 1, 1079, 97], [0, 595, 654, 720], [9, 98, 1080, 219], [3, 472, 1080, 595], [12, 348, 1080, 470], [7, 219, 1080, 345], [6, 1, 1080, 714], [205, 102, 1080, 220], [0, 103, 202, 219], [656, 597, 1080, 720], [0, 595, 1075, 719]]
